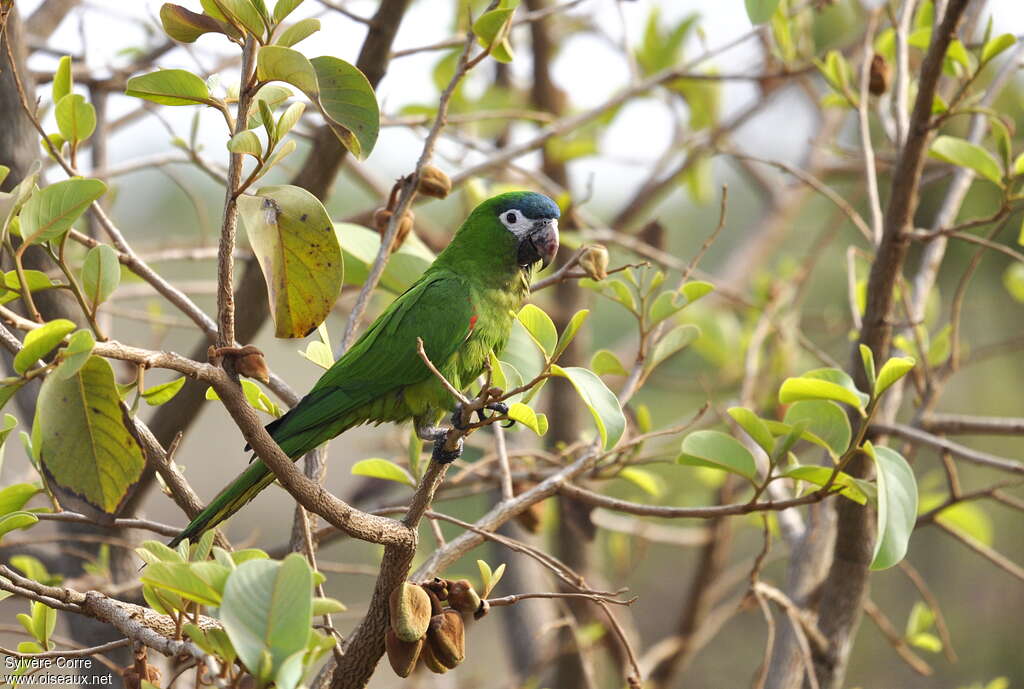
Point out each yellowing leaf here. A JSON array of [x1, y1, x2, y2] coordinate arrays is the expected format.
[[238, 185, 343, 338]]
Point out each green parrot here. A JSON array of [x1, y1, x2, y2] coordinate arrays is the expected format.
[[169, 191, 560, 547]]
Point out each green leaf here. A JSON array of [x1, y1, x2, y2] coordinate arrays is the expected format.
[[298, 340, 333, 369], [681, 280, 714, 304], [0, 511, 38, 542], [473, 7, 516, 62], [309, 56, 380, 160], [52, 56, 72, 103], [477, 559, 505, 597], [136, 540, 185, 566], [160, 3, 229, 42], [81, 244, 120, 309], [590, 349, 627, 376], [220, 554, 313, 683], [782, 465, 872, 505], [312, 596, 346, 615], [55, 94, 96, 144], [908, 632, 942, 653], [273, 0, 304, 22], [276, 102, 305, 139], [517, 304, 557, 357], [350, 458, 415, 487], [550, 365, 625, 450], [14, 319, 76, 374], [859, 344, 876, 391], [217, 0, 266, 37], [919, 494, 993, 545], [783, 400, 851, 458], [0, 482, 38, 514], [0, 384, 22, 415], [337, 222, 433, 294], [276, 17, 320, 47], [929, 135, 1003, 187], [11, 555, 60, 585], [869, 444, 918, 570], [649, 323, 699, 371], [53, 329, 95, 381], [248, 84, 294, 127], [745, 0, 780, 24], [1003, 263, 1024, 303], [142, 377, 186, 406], [618, 466, 664, 497], [238, 185, 343, 338], [978, 33, 1011, 63], [227, 130, 264, 158], [727, 407, 774, 454], [779, 368, 867, 413], [507, 402, 545, 436], [0, 270, 59, 306], [254, 139, 297, 182], [552, 309, 589, 360], [141, 561, 222, 606], [19, 178, 107, 245], [906, 600, 936, 637], [126, 69, 215, 106], [678, 430, 757, 481], [874, 356, 916, 397], [258, 45, 318, 93], [36, 356, 146, 515], [649, 290, 684, 325]]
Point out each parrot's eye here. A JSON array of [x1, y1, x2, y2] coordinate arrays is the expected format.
[[505, 211, 518, 224]]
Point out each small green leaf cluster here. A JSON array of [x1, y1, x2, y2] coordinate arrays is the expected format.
[[678, 347, 919, 570], [143, 0, 380, 160], [583, 266, 711, 380], [138, 534, 341, 687]]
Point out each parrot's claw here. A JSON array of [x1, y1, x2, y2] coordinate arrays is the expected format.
[[451, 403, 470, 431], [431, 432, 464, 465]]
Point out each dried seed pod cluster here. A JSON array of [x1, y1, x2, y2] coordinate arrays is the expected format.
[[580, 244, 609, 281], [372, 165, 452, 254], [385, 578, 485, 677]]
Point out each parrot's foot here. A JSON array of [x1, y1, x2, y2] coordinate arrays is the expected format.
[[430, 431, 464, 464], [450, 401, 515, 429]]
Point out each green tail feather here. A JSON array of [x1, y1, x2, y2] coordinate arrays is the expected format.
[[168, 460, 277, 548]]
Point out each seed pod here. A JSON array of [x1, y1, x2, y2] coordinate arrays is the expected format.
[[446, 579, 481, 615], [385, 627, 423, 678], [236, 347, 270, 384], [392, 211, 414, 251], [426, 609, 466, 669], [373, 208, 393, 233], [869, 54, 890, 95], [389, 581, 432, 642], [419, 634, 449, 674], [580, 245, 609, 281], [417, 165, 452, 199]]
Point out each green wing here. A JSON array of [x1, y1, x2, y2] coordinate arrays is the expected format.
[[265, 270, 474, 456]]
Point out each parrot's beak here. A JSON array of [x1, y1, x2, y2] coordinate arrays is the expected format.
[[518, 218, 560, 270]]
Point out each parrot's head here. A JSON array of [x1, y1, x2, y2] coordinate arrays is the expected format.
[[456, 191, 560, 273]]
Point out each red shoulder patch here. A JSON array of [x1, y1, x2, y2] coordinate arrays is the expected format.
[[469, 314, 478, 330]]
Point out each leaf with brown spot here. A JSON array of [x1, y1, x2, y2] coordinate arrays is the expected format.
[[36, 356, 145, 516], [238, 185, 343, 338]]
